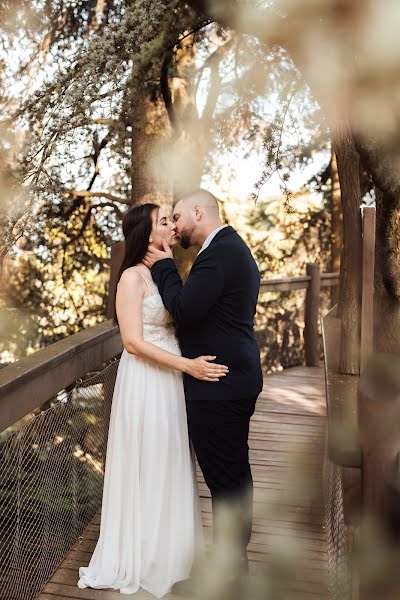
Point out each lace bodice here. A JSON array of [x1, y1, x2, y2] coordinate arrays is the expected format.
[[141, 276, 180, 355]]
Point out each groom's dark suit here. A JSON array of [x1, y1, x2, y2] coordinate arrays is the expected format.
[[151, 226, 263, 551]]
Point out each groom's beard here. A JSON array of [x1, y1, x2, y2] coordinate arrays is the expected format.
[[179, 226, 195, 249], [179, 234, 191, 249]]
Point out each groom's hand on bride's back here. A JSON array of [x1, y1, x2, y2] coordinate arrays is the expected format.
[[143, 240, 173, 268]]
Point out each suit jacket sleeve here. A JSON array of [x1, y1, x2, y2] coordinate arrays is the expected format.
[[151, 253, 224, 325]]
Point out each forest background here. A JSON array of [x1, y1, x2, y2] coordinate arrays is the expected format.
[[0, 0, 358, 372]]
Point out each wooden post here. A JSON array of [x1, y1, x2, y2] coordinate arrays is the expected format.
[[360, 207, 376, 374], [106, 241, 125, 320], [304, 263, 321, 367], [359, 355, 400, 520], [358, 355, 400, 598]]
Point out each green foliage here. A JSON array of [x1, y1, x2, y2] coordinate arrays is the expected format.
[[17, 0, 202, 197], [5, 202, 110, 351], [0, 0, 335, 368], [1, 0, 205, 359]]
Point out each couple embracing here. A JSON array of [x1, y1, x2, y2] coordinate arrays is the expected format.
[[78, 189, 263, 597]]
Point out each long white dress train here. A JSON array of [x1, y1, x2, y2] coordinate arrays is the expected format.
[[78, 275, 203, 597]]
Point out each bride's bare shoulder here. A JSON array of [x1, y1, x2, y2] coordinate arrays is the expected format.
[[118, 266, 147, 287], [120, 265, 143, 277]]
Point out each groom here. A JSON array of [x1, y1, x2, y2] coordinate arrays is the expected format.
[[143, 189, 263, 567]]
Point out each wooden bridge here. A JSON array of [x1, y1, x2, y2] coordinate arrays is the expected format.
[[0, 260, 337, 600], [35, 366, 328, 600], [2, 208, 397, 600]]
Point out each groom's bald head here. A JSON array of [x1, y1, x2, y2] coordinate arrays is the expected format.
[[174, 189, 220, 215], [173, 188, 224, 249]]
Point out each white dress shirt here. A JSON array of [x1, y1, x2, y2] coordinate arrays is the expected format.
[[198, 224, 229, 255]]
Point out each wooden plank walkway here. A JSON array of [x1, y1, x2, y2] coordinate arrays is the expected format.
[[37, 366, 328, 600]]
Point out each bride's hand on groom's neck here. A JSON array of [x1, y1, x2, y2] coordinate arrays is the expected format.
[[143, 239, 173, 269]]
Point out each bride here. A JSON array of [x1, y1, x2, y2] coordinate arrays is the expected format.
[[78, 202, 228, 598]]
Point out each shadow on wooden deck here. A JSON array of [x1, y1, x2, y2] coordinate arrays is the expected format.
[[37, 366, 328, 600]]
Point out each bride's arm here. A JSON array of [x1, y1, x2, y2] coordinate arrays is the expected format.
[[115, 270, 228, 382]]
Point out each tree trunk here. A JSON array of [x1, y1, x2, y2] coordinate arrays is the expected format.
[[333, 122, 362, 375], [160, 37, 223, 278], [129, 85, 173, 208], [374, 188, 400, 354], [329, 151, 342, 307]]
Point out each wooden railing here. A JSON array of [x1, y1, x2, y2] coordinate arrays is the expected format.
[[322, 207, 376, 474], [321, 207, 387, 599], [0, 320, 122, 432], [1, 207, 388, 600], [0, 322, 122, 600], [0, 258, 338, 600], [0, 262, 339, 434], [107, 241, 339, 369], [260, 264, 339, 367]]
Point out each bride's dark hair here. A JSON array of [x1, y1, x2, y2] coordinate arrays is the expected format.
[[113, 202, 159, 324]]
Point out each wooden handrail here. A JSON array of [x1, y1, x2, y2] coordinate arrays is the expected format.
[[322, 306, 362, 468], [259, 267, 339, 367], [260, 272, 339, 293], [106, 240, 340, 309], [304, 264, 322, 367], [0, 320, 123, 433], [0, 264, 339, 432]]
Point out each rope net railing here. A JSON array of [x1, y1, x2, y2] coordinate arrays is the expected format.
[[322, 436, 352, 600], [0, 358, 120, 600]]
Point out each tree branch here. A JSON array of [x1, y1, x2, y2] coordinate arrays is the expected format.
[[90, 201, 124, 220], [160, 19, 214, 131], [182, 0, 294, 51], [62, 130, 114, 220], [61, 245, 80, 314], [61, 201, 123, 257], [200, 38, 235, 124], [195, 35, 233, 89], [160, 50, 177, 129], [172, 23, 212, 49], [66, 190, 131, 205], [87, 130, 113, 191]]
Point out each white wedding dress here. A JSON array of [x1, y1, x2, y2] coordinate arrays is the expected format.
[[78, 274, 203, 597]]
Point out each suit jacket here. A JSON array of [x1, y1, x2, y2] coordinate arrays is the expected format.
[[151, 226, 263, 403]]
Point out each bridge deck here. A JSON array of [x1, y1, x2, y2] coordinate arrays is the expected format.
[[37, 366, 328, 600]]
